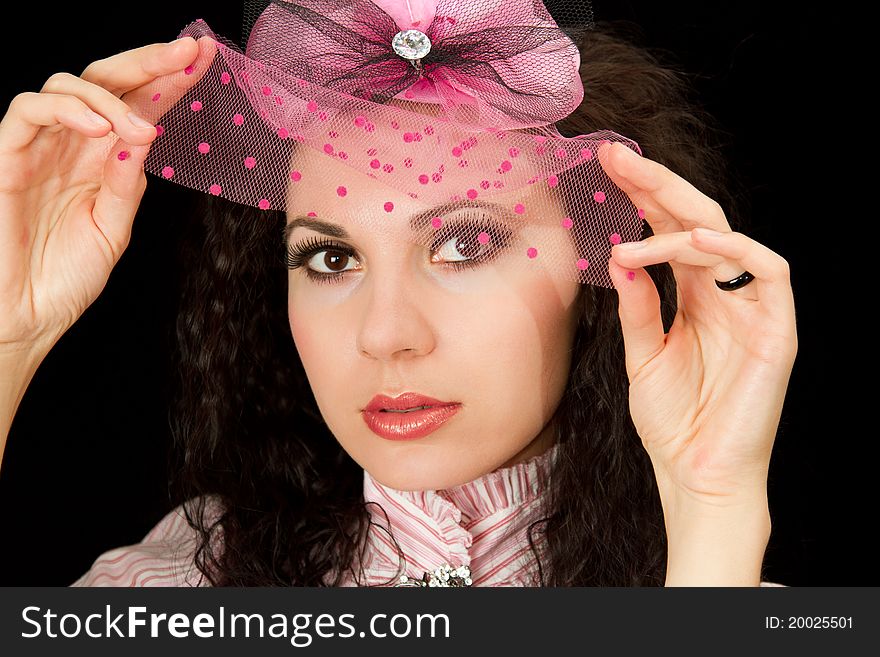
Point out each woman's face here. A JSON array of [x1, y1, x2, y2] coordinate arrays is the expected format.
[[284, 110, 582, 491]]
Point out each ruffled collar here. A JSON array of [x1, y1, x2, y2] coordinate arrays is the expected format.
[[355, 442, 559, 586]]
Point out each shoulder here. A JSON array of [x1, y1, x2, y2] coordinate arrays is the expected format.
[[70, 495, 224, 587]]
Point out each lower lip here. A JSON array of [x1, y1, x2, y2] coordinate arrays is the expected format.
[[362, 404, 462, 441]]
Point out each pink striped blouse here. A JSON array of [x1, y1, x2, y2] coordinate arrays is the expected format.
[[69, 443, 785, 587]]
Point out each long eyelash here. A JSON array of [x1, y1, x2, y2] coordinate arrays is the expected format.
[[286, 218, 511, 285]]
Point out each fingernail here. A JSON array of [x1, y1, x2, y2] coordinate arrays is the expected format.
[[127, 112, 154, 130], [616, 240, 647, 250]]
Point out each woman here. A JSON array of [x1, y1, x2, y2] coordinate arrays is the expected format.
[[0, 3, 795, 586]]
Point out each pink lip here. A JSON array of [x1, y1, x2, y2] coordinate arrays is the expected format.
[[362, 404, 462, 441], [364, 392, 457, 412]]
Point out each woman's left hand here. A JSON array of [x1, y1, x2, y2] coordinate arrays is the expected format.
[[599, 142, 797, 521]]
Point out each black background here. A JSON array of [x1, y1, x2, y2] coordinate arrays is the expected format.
[[0, 1, 866, 586]]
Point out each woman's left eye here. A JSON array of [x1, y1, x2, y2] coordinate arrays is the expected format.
[[286, 222, 510, 285]]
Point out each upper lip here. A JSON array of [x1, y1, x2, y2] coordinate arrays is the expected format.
[[364, 392, 459, 412]]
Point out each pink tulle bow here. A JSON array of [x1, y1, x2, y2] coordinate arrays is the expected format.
[[245, 0, 585, 130]]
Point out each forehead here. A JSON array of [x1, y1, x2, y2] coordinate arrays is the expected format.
[[284, 110, 551, 234]]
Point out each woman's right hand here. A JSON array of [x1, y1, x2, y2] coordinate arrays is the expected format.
[[0, 37, 202, 355]]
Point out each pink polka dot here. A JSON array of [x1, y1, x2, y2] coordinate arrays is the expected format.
[[404, 89, 415, 99], [161, 166, 174, 179], [382, 163, 394, 173], [466, 189, 478, 199], [403, 132, 414, 143], [244, 156, 256, 169], [354, 115, 366, 127], [306, 100, 318, 112], [418, 174, 429, 184], [261, 85, 272, 96], [638, 208, 646, 219], [534, 135, 547, 144], [508, 147, 520, 158], [209, 184, 222, 195], [425, 125, 434, 135], [290, 170, 302, 182], [184, 65, 194, 75], [626, 271, 636, 281], [514, 203, 526, 214], [155, 124, 164, 136], [526, 247, 538, 259], [220, 71, 231, 84], [384, 202, 394, 212], [477, 231, 491, 245], [337, 186, 347, 197], [391, 120, 399, 129], [501, 160, 512, 172], [458, 160, 468, 168], [609, 232, 622, 245], [318, 111, 328, 121], [190, 100, 203, 111], [561, 217, 573, 229], [323, 144, 334, 154], [277, 127, 289, 139], [117, 151, 129, 161], [480, 180, 491, 190], [198, 142, 210, 154], [232, 114, 244, 126], [452, 147, 463, 157], [258, 199, 271, 210], [151, 93, 161, 102], [577, 258, 590, 271], [403, 157, 413, 168], [275, 96, 284, 106], [432, 173, 442, 183], [593, 191, 606, 203], [370, 159, 381, 169], [547, 175, 559, 187], [554, 148, 567, 159], [307, 212, 317, 217], [338, 152, 348, 160], [431, 217, 443, 229], [580, 148, 593, 160]]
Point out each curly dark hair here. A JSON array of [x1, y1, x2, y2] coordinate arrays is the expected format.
[[166, 21, 756, 586]]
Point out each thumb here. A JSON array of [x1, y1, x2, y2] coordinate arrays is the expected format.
[[92, 138, 153, 260], [607, 257, 666, 380]]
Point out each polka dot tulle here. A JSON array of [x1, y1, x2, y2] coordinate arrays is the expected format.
[[123, 1, 646, 287]]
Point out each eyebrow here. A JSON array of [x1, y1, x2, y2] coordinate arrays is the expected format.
[[281, 199, 514, 244]]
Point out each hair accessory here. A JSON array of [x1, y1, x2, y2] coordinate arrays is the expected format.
[[123, 0, 648, 288], [715, 270, 755, 291]]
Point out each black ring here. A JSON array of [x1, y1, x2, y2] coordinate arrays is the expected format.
[[715, 270, 755, 291]]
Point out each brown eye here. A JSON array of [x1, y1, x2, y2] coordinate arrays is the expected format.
[[319, 249, 352, 273]]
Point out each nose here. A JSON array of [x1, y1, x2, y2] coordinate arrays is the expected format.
[[356, 266, 436, 361]]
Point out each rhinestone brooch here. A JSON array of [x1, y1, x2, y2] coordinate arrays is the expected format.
[[392, 29, 432, 71], [397, 564, 473, 587]]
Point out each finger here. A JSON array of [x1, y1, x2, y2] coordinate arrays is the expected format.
[[688, 227, 795, 318], [599, 141, 732, 234], [40, 72, 160, 143], [80, 36, 200, 98], [606, 257, 665, 381], [120, 34, 219, 125], [611, 230, 753, 293], [91, 139, 152, 261], [0, 92, 117, 152]]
